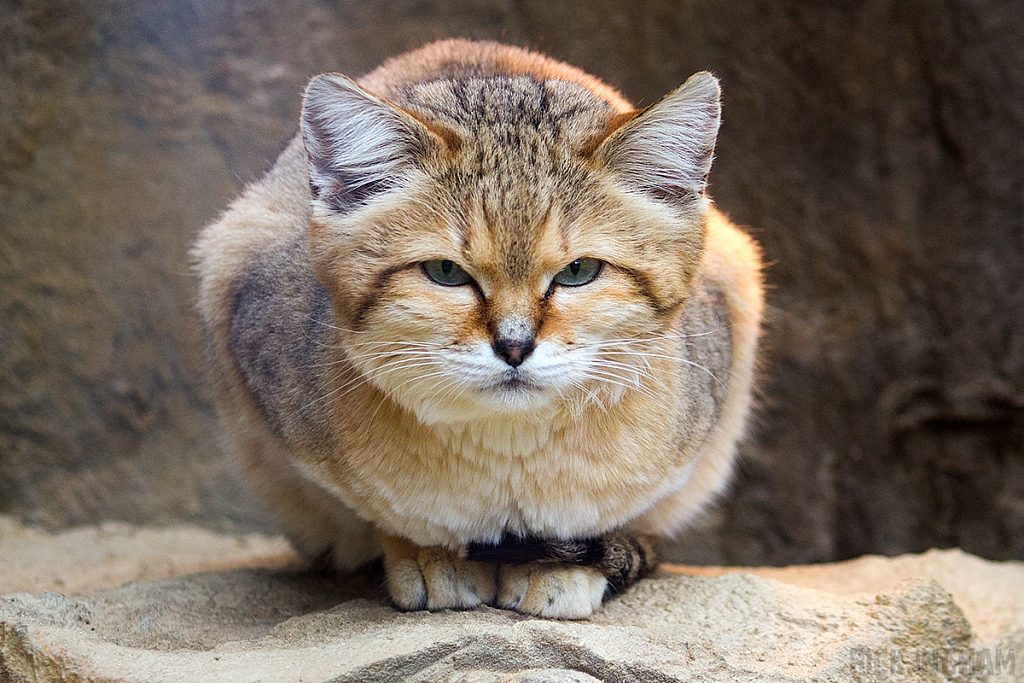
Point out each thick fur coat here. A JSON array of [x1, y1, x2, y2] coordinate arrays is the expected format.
[[195, 40, 763, 618]]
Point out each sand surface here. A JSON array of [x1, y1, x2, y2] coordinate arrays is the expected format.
[[2, 518, 1022, 682]]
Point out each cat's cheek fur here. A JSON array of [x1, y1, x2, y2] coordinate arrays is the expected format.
[[564, 184, 706, 314], [629, 209, 764, 536], [306, 189, 467, 332]]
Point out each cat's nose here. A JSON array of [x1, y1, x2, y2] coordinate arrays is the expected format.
[[493, 337, 535, 367]]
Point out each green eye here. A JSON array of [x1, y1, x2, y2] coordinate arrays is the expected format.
[[552, 258, 602, 287], [422, 259, 474, 287]]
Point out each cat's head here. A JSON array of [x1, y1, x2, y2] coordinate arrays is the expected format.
[[300, 71, 721, 423]]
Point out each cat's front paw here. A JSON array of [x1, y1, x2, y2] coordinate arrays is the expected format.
[[381, 536, 497, 611], [496, 563, 607, 619]]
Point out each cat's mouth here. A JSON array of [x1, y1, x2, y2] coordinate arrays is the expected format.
[[494, 375, 532, 391], [491, 370, 539, 394]]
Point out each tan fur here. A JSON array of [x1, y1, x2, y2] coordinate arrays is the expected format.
[[497, 563, 607, 619], [195, 39, 763, 619], [381, 534, 497, 611]]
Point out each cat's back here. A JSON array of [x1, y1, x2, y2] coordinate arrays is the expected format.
[[357, 39, 632, 114]]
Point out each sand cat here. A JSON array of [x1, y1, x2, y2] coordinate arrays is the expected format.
[[195, 40, 762, 619]]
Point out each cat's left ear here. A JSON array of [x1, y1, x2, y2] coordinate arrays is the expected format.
[[596, 72, 721, 204], [300, 73, 439, 214]]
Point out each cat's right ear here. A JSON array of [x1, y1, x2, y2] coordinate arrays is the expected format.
[[596, 72, 721, 206], [300, 74, 436, 214]]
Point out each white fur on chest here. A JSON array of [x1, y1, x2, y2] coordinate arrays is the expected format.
[[300, 400, 693, 548]]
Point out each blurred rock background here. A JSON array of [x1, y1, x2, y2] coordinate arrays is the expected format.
[[2, 0, 1022, 565]]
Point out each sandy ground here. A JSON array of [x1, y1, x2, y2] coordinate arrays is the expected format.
[[2, 517, 1022, 682]]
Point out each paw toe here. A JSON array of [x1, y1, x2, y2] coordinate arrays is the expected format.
[[384, 542, 496, 612], [499, 564, 607, 619], [496, 564, 531, 610], [420, 548, 496, 610], [386, 557, 428, 611]]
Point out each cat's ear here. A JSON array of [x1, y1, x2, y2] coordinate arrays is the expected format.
[[300, 74, 436, 213], [597, 72, 721, 204]]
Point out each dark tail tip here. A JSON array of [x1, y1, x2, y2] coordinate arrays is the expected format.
[[465, 533, 605, 565]]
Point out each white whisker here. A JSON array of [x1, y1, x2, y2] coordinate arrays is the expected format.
[[596, 350, 725, 390], [366, 368, 456, 424]]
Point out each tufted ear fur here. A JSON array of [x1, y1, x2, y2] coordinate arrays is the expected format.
[[597, 72, 721, 204], [300, 74, 437, 213]]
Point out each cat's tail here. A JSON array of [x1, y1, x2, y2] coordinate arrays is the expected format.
[[464, 531, 658, 597]]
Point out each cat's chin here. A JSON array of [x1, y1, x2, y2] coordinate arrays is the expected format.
[[401, 382, 562, 426]]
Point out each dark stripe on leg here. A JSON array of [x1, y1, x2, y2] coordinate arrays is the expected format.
[[464, 531, 659, 598]]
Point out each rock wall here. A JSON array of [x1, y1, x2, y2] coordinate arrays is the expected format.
[[2, 0, 1023, 564]]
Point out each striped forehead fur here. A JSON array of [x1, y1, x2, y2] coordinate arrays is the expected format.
[[300, 49, 724, 324]]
